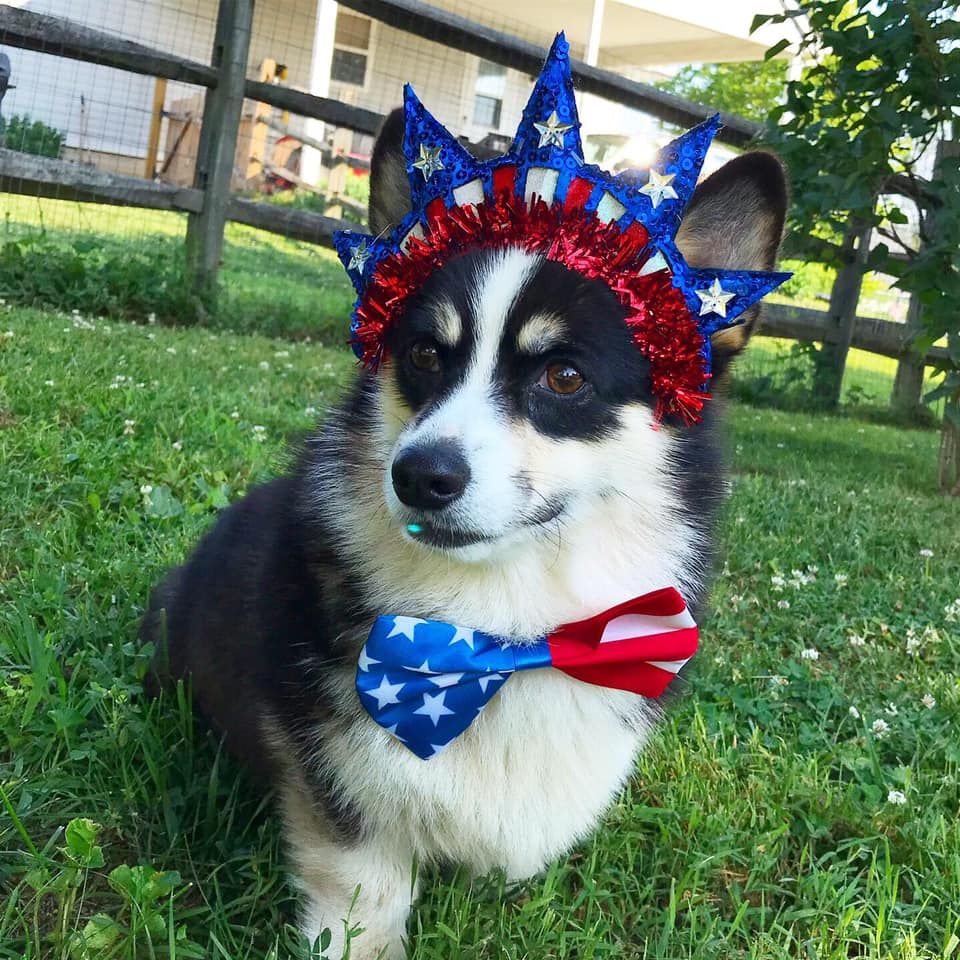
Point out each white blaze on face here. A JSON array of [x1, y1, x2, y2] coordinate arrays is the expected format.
[[383, 248, 539, 537]]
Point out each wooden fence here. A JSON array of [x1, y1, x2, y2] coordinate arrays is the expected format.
[[0, 0, 945, 409]]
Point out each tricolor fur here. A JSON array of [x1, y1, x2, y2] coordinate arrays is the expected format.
[[143, 107, 787, 957]]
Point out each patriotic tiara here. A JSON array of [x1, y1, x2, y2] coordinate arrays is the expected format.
[[333, 32, 790, 424]]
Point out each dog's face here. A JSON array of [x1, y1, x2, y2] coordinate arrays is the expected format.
[[356, 111, 787, 566]]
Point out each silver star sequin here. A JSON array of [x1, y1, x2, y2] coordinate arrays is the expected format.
[[533, 110, 573, 149], [412, 143, 445, 180], [347, 240, 373, 275], [695, 278, 736, 318], [639, 168, 679, 209]]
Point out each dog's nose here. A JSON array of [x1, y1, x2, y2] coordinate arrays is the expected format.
[[392, 441, 471, 510]]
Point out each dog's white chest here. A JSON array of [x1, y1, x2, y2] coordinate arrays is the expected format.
[[334, 669, 653, 878]]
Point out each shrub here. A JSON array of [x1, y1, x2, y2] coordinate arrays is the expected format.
[[0, 232, 207, 323], [0, 114, 66, 158]]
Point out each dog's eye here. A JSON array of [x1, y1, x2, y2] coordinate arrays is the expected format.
[[539, 362, 585, 396], [409, 340, 441, 373]]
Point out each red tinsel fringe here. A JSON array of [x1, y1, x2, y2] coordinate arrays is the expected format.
[[353, 194, 710, 424]]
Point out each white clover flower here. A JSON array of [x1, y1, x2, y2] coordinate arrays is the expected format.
[[777, 599, 790, 610], [848, 705, 860, 719], [945, 599, 960, 623], [172, 440, 183, 452], [2, 330, 13, 339], [147, 332, 156, 340], [44, 379, 55, 387], [230, 410, 240, 419], [800, 648, 819, 660], [921, 693, 936, 709], [166, 346, 177, 355], [274, 350, 290, 358], [140, 484, 153, 495], [905, 628, 922, 656], [871, 718, 890, 738], [252, 425, 267, 442], [834, 573, 849, 587], [886, 790, 907, 806], [123, 419, 136, 435], [848, 633, 866, 648], [729, 594, 744, 606], [304, 406, 318, 416], [771, 575, 786, 592], [919, 548, 934, 558], [885, 703, 898, 716], [147, 312, 157, 324], [259, 360, 270, 371], [735, 515, 746, 524]]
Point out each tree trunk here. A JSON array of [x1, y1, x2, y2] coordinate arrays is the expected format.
[[939, 414, 960, 496]]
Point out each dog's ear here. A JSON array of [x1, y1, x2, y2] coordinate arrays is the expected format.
[[675, 151, 788, 379], [368, 108, 411, 236]]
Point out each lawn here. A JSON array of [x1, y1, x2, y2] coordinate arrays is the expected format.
[[1, 300, 958, 960]]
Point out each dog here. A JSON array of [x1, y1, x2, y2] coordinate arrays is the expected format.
[[143, 82, 787, 957]]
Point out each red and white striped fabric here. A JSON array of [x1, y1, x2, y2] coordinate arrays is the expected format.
[[547, 587, 698, 698]]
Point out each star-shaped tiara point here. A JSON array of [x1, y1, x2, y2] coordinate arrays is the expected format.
[[695, 278, 736, 317], [534, 110, 573, 149], [412, 143, 444, 180], [347, 241, 372, 274], [639, 168, 679, 209]]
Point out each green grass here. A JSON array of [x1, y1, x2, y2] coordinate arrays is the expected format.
[[1, 196, 355, 341], [1, 302, 959, 959]]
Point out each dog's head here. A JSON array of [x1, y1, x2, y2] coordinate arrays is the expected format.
[[324, 110, 786, 593]]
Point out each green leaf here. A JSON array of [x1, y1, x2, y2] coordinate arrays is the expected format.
[[65, 818, 103, 867], [145, 484, 183, 519], [764, 38, 791, 61], [70, 915, 122, 959]]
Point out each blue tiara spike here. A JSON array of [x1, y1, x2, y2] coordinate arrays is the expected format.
[[333, 230, 390, 296], [403, 84, 482, 213], [638, 115, 721, 239], [507, 31, 583, 202], [675, 265, 794, 337]]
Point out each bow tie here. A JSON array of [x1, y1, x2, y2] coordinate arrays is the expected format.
[[356, 587, 698, 759]]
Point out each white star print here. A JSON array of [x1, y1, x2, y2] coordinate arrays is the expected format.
[[639, 168, 679, 209], [478, 673, 505, 693], [347, 241, 372, 274], [408, 659, 436, 674], [695, 277, 736, 317], [386, 616, 425, 641], [357, 647, 380, 672], [429, 672, 464, 688], [412, 143, 444, 180], [414, 691, 455, 726], [363, 676, 405, 710], [533, 110, 573, 149], [448, 626, 475, 649]]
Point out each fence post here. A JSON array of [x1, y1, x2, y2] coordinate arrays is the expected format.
[[891, 140, 955, 417], [891, 294, 925, 415], [813, 215, 872, 409], [184, 0, 255, 304]]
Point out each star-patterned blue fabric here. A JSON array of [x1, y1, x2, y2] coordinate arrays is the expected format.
[[356, 614, 550, 760], [333, 31, 791, 383]]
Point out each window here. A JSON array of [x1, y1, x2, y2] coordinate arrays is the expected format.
[[472, 59, 506, 129], [331, 12, 371, 87]]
